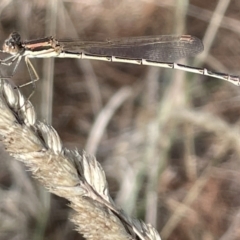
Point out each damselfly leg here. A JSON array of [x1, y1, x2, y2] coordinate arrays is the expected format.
[[18, 57, 40, 100], [0, 53, 39, 101]]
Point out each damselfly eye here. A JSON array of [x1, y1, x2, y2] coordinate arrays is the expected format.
[[11, 32, 21, 44], [4, 40, 13, 48], [5, 32, 21, 48]]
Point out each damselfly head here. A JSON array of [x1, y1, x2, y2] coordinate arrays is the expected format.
[[2, 32, 22, 55]]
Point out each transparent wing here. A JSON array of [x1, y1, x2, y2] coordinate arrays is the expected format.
[[59, 35, 204, 62]]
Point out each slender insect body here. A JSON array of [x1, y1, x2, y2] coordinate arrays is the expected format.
[[0, 31, 239, 87]]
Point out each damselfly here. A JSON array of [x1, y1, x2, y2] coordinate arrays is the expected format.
[[0, 32, 239, 86]]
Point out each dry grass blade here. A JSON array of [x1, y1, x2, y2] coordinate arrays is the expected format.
[[0, 79, 161, 240]]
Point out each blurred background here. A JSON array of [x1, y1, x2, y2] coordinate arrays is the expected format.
[[0, 0, 240, 239]]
